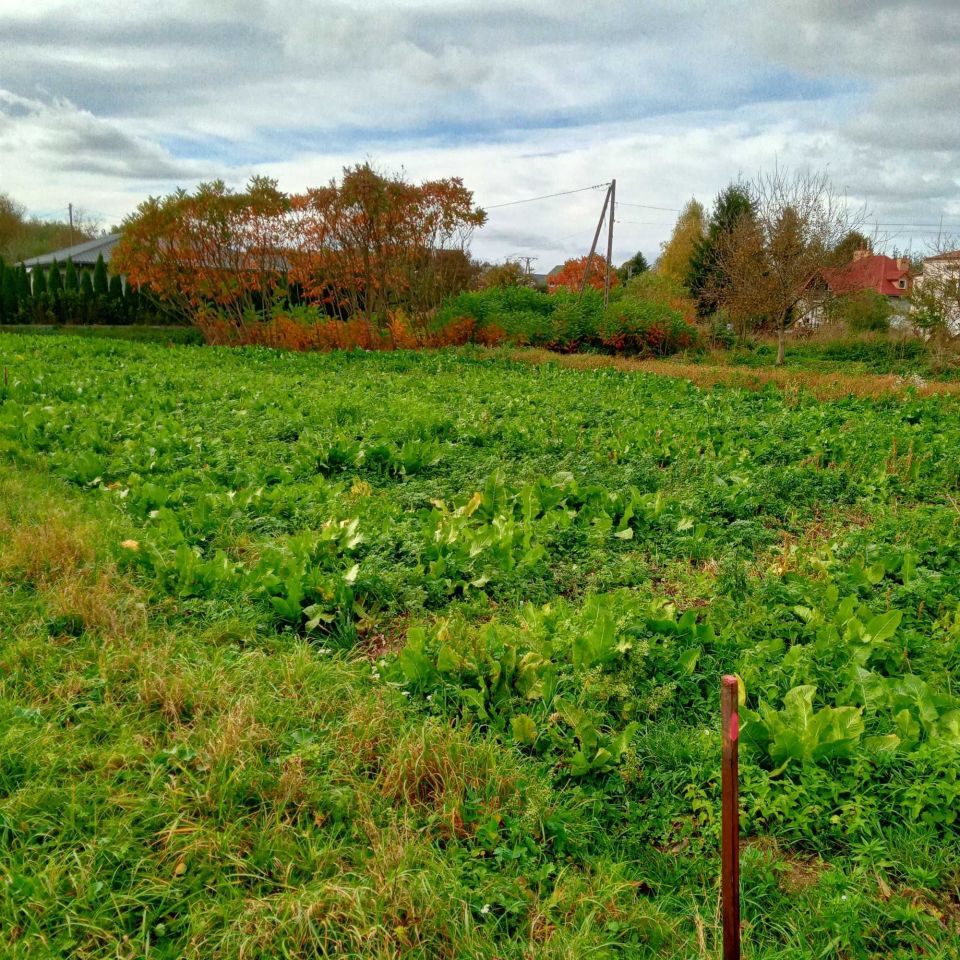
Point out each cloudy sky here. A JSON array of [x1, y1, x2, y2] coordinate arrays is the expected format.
[[1, 0, 958, 266]]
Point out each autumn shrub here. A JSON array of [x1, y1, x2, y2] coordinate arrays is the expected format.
[[599, 298, 702, 355]]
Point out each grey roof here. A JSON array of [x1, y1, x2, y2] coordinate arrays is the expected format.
[[20, 233, 121, 269]]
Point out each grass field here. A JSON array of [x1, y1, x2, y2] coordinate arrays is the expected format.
[[2, 333, 960, 958]]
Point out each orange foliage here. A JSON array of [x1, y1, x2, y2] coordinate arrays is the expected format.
[[115, 165, 486, 329], [112, 177, 289, 323], [547, 254, 618, 294], [195, 312, 506, 352]]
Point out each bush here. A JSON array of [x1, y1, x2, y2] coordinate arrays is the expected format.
[[599, 298, 702, 355], [619, 271, 697, 324], [828, 290, 892, 333]]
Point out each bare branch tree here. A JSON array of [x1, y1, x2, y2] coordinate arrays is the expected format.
[[712, 168, 867, 364], [911, 234, 960, 360]]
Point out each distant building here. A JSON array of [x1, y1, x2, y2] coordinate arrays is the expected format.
[[820, 250, 913, 303], [802, 250, 913, 327], [19, 233, 121, 273], [914, 249, 960, 330]]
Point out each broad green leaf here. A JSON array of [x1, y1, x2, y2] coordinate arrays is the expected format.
[[511, 714, 537, 746]]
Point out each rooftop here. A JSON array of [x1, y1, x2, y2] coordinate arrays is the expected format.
[[20, 233, 121, 269]]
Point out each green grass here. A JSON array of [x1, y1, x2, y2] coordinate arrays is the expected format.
[[1, 333, 959, 957], [707, 333, 956, 379], [0, 324, 203, 345]]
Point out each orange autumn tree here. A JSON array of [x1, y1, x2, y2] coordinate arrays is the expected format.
[[287, 164, 486, 327], [114, 164, 486, 329], [547, 254, 618, 294], [113, 177, 290, 323]]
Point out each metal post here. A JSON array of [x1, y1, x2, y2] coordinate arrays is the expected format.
[[721, 675, 741, 960]]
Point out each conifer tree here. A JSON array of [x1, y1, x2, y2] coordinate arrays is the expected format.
[[80, 271, 94, 300], [109, 274, 124, 299], [687, 183, 757, 318], [32, 265, 47, 298], [64, 257, 79, 292], [47, 259, 63, 294], [93, 253, 109, 296], [2, 265, 19, 321], [17, 264, 31, 302]]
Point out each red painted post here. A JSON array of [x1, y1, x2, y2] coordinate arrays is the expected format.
[[721, 675, 741, 960]]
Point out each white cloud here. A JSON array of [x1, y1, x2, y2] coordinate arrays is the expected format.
[[0, 0, 957, 260]]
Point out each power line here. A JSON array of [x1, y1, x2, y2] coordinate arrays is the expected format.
[[616, 200, 681, 212], [872, 222, 960, 228], [484, 183, 610, 210]]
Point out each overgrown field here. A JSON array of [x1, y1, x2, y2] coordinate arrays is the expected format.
[[2, 335, 960, 958]]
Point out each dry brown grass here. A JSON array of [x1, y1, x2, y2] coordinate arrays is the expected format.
[[0, 478, 144, 641], [497, 348, 960, 401]]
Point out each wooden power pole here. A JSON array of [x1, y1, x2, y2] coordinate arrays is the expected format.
[[604, 179, 616, 306], [578, 182, 613, 301]]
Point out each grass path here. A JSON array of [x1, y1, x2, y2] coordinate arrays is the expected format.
[[500, 348, 960, 400]]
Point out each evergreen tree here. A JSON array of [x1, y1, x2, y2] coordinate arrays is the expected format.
[[617, 251, 650, 284], [47, 259, 63, 295], [32, 265, 47, 298], [687, 183, 757, 318], [93, 253, 109, 296], [832, 230, 872, 266], [64, 257, 79, 292], [80, 271, 94, 300], [2, 264, 19, 321], [16, 265, 31, 304], [657, 199, 707, 287], [109, 274, 124, 300], [0, 262, 6, 323]]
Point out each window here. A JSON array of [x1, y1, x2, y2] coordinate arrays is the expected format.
[[897, 279, 906, 289]]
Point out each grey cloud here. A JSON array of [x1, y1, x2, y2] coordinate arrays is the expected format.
[[0, 91, 204, 180]]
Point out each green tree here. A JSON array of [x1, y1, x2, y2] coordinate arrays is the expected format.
[[687, 183, 756, 318], [109, 274, 124, 300], [657, 199, 707, 287], [64, 258, 79, 292], [712, 169, 863, 364], [93, 253, 109, 296], [2, 263, 19, 321], [47, 259, 63, 295], [617, 251, 649, 283], [832, 230, 872, 266], [80, 271, 95, 300], [16, 265, 31, 303], [32, 265, 47, 298]]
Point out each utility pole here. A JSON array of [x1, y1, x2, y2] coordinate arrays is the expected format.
[[68, 203, 75, 247], [604, 178, 616, 306], [578, 182, 613, 300], [518, 255, 537, 278]]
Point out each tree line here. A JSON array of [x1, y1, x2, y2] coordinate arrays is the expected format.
[[0, 253, 157, 326]]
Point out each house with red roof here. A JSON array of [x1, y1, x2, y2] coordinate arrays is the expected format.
[[799, 249, 913, 328], [820, 250, 913, 303]]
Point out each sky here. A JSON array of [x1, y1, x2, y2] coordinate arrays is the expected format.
[[1, 0, 959, 268]]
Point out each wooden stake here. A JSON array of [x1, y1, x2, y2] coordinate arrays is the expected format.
[[721, 674, 741, 960]]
